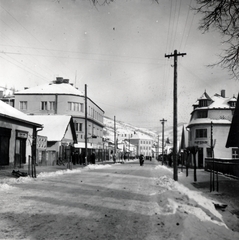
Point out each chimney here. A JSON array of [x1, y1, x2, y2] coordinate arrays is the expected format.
[[221, 89, 225, 98], [56, 77, 63, 84], [63, 79, 69, 84]]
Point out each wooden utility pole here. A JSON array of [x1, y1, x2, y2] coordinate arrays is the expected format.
[[85, 84, 88, 165], [114, 116, 116, 157], [165, 50, 186, 181], [160, 118, 167, 165]]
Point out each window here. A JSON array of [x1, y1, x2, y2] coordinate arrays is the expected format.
[[196, 129, 207, 138], [74, 123, 83, 132], [199, 100, 209, 107], [49, 101, 55, 111], [80, 103, 84, 112], [229, 101, 236, 107], [41, 101, 48, 110], [198, 110, 208, 118], [232, 148, 239, 158], [74, 103, 79, 111], [68, 102, 72, 111], [68, 102, 82, 112], [20, 101, 27, 110]]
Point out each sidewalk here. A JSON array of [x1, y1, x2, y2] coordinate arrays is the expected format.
[[176, 166, 239, 231]]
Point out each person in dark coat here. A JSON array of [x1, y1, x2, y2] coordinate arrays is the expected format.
[[139, 154, 144, 166], [91, 152, 96, 164]]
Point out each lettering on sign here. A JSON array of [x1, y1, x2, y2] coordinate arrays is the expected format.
[[16, 131, 28, 139]]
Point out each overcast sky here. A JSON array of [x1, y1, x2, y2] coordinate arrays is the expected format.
[[1, 0, 239, 131]]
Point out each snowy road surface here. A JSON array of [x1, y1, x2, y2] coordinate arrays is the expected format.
[[0, 160, 239, 240]]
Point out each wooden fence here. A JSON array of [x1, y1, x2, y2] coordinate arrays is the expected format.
[[205, 158, 239, 178]]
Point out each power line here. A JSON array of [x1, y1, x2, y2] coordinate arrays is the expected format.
[[0, 43, 164, 62], [0, 50, 163, 66]]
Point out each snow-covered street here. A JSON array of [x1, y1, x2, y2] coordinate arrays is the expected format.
[[0, 160, 239, 240]]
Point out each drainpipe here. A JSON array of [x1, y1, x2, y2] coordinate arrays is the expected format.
[[55, 94, 58, 114]]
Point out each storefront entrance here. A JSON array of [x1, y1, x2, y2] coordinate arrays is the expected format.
[[15, 130, 28, 168], [0, 127, 11, 166]]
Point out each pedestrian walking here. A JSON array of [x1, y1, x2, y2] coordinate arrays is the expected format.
[[139, 154, 144, 166], [113, 154, 116, 163]]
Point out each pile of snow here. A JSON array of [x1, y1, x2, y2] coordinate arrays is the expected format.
[[0, 183, 16, 191], [155, 165, 227, 229], [37, 168, 82, 178], [155, 164, 173, 172], [84, 164, 112, 170]]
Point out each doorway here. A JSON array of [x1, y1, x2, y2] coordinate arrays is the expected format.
[[0, 127, 11, 166], [15, 130, 28, 168], [198, 147, 204, 168]]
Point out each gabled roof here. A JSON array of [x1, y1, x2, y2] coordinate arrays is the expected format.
[[198, 91, 213, 101], [0, 100, 42, 127], [208, 94, 232, 108], [15, 83, 84, 95], [226, 93, 239, 148], [228, 95, 237, 102], [28, 115, 77, 142], [192, 91, 237, 112]]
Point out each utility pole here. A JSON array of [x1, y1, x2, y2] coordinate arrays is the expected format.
[[165, 50, 186, 181], [114, 116, 116, 158], [85, 84, 88, 165], [160, 118, 167, 165]]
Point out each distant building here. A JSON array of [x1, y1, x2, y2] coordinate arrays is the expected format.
[[14, 77, 105, 158], [130, 133, 153, 158], [187, 90, 236, 167], [0, 87, 15, 107]]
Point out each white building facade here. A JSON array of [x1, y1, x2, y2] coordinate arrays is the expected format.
[[14, 77, 105, 153], [187, 90, 236, 167]]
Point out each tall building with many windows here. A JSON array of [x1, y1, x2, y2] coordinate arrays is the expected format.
[[187, 90, 237, 167], [14, 77, 105, 152]]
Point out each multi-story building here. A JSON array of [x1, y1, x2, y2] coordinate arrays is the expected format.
[[187, 90, 236, 167], [130, 133, 153, 158], [14, 77, 105, 157]]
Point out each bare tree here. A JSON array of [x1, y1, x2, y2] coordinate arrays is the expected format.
[[195, 0, 239, 79]]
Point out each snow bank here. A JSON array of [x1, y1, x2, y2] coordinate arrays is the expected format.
[[0, 183, 16, 191], [155, 164, 173, 173], [0, 164, 113, 186], [84, 164, 112, 170], [155, 171, 227, 228], [37, 168, 82, 178]]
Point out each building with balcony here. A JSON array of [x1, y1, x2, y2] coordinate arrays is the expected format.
[[187, 90, 236, 167]]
